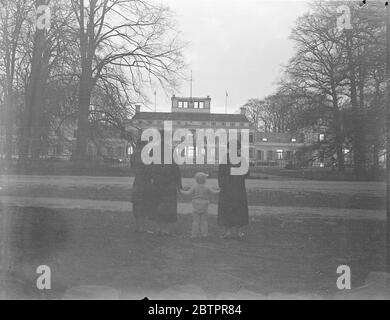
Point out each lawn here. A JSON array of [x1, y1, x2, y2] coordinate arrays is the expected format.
[[2, 206, 386, 299]]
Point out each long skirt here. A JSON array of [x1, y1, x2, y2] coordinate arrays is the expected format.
[[153, 194, 178, 223], [217, 191, 248, 228], [132, 200, 156, 219]]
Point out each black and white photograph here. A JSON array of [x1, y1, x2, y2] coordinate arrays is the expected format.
[[0, 0, 389, 301]]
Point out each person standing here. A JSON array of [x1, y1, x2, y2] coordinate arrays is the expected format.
[[152, 141, 182, 235], [180, 172, 220, 238], [131, 140, 156, 233], [217, 143, 249, 239]]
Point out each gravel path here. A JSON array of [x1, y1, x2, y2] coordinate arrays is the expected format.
[[0, 195, 385, 221], [0, 174, 385, 196]]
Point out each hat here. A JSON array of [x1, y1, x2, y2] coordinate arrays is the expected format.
[[195, 172, 208, 184]]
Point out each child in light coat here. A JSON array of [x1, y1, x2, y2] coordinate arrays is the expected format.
[[181, 172, 220, 238]]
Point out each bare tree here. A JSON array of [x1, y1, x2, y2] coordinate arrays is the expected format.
[[286, 2, 349, 171], [0, 0, 30, 161], [70, 0, 184, 161]]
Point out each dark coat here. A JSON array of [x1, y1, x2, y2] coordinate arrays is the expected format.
[[131, 152, 156, 218], [152, 163, 182, 223], [217, 160, 249, 227]]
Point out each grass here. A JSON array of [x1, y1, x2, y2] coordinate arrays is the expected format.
[[2, 206, 386, 299]]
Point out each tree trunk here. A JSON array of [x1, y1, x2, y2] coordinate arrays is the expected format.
[[331, 84, 345, 172], [19, 27, 47, 162], [335, 110, 345, 172], [73, 75, 92, 162], [4, 88, 14, 162], [72, 0, 94, 163], [346, 31, 365, 177]]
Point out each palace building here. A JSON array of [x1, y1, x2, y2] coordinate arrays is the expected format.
[[125, 95, 304, 167]]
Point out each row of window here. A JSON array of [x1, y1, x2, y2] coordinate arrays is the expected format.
[[250, 149, 294, 161], [177, 101, 205, 109], [258, 137, 298, 143], [133, 120, 250, 127]]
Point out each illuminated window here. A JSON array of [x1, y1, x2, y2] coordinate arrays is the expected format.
[[178, 101, 183, 108], [187, 146, 194, 157], [319, 134, 325, 141], [199, 102, 205, 109], [262, 138, 268, 142], [194, 101, 199, 109], [291, 138, 297, 143], [277, 149, 283, 160], [183, 101, 188, 108]]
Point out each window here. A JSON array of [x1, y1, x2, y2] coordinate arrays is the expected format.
[[187, 146, 194, 158], [194, 101, 199, 109], [249, 133, 254, 143], [319, 134, 325, 142], [199, 101, 205, 109], [183, 101, 188, 108], [267, 150, 274, 160], [257, 150, 264, 161], [262, 138, 268, 142], [285, 151, 292, 160], [291, 138, 297, 143], [277, 149, 283, 160], [178, 101, 183, 108]]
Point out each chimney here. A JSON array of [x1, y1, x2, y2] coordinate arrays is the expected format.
[[135, 105, 141, 113], [240, 106, 246, 115], [171, 95, 178, 110]]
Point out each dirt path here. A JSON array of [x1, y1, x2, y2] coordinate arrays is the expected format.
[[0, 195, 385, 221], [0, 174, 385, 196]]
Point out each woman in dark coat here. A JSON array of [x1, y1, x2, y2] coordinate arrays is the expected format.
[[131, 140, 156, 232], [151, 142, 182, 236], [217, 143, 249, 239]]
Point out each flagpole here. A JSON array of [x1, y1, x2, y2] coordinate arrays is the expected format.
[[190, 70, 193, 99], [154, 91, 157, 112], [225, 91, 228, 114]]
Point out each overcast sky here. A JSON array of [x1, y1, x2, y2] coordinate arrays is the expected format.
[[148, 0, 310, 114]]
